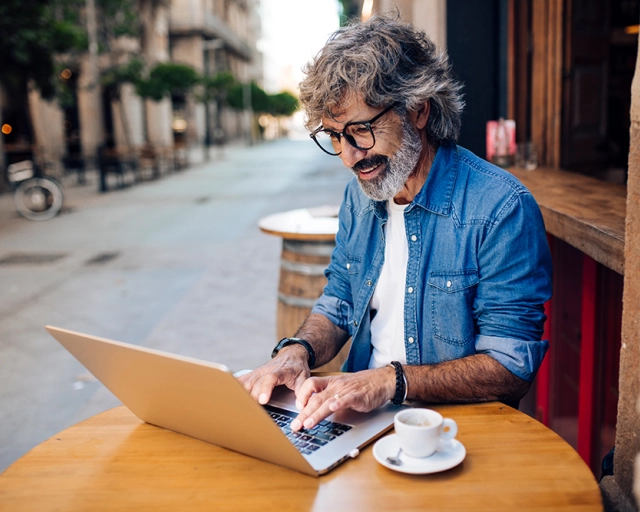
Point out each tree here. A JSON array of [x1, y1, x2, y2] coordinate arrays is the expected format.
[[226, 83, 300, 140], [199, 71, 236, 105], [0, 0, 143, 168], [338, 0, 362, 26], [270, 92, 299, 118], [0, 0, 86, 103], [227, 82, 269, 113], [198, 71, 236, 149], [227, 83, 299, 118], [0, 0, 85, 187], [100, 57, 145, 147], [134, 62, 201, 149], [136, 63, 201, 101], [268, 91, 299, 138], [92, 0, 144, 148]]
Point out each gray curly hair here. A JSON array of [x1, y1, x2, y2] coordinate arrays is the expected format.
[[299, 13, 464, 147]]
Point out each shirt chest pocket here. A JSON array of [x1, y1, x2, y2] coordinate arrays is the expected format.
[[428, 270, 479, 346]]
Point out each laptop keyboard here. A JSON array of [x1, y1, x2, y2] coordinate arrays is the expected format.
[[264, 404, 353, 455]]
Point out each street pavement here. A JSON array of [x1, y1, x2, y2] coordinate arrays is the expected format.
[[0, 138, 351, 473]]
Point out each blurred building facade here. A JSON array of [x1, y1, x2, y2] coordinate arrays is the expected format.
[[0, 0, 262, 173], [169, 0, 262, 149]]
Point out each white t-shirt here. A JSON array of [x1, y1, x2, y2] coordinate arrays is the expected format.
[[368, 200, 409, 369]]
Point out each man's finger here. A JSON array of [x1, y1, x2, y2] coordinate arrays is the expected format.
[[329, 391, 352, 412], [238, 371, 259, 393], [253, 372, 280, 404], [295, 392, 342, 431], [294, 376, 327, 410]]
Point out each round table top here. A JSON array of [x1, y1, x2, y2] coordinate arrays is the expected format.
[[258, 206, 339, 241], [0, 402, 602, 512]]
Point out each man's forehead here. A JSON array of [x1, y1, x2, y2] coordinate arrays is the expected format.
[[322, 94, 379, 125]]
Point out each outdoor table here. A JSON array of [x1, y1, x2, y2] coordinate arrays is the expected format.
[[259, 206, 350, 371], [0, 401, 602, 511]]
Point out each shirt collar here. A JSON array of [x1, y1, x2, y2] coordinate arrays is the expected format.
[[371, 144, 458, 218], [411, 143, 457, 216]]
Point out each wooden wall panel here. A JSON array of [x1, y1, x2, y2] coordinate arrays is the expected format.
[[531, 0, 563, 168]]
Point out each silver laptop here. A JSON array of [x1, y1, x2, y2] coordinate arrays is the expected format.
[[46, 326, 402, 476]]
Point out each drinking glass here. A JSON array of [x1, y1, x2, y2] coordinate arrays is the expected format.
[[515, 142, 538, 171]]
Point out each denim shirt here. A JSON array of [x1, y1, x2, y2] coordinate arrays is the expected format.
[[311, 144, 552, 382]]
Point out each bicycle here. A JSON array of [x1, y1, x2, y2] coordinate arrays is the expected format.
[[7, 159, 64, 221]]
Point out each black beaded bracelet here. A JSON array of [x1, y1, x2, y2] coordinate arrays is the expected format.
[[388, 361, 406, 406]]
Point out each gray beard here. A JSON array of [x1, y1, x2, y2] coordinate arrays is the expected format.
[[353, 119, 423, 202]]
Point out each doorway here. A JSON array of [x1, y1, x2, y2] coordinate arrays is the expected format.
[[511, 0, 638, 180], [561, 0, 638, 181]]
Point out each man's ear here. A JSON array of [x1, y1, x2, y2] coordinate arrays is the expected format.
[[412, 101, 430, 130]]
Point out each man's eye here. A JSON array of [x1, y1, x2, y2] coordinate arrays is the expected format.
[[325, 131, 340, 140], [350, 125, 370, 135]]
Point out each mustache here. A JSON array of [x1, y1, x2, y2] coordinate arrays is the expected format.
[[352, 155, 389, 173]]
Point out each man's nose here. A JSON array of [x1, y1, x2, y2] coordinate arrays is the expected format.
[[338, 138, 367, 169]]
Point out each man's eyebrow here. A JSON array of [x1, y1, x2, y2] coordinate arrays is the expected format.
[[322, 117, 369, 131], [320, 121, 342, 131]]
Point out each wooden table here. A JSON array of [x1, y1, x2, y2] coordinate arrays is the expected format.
[[0, 402, 602, 511], [258, 205, 340, 241]]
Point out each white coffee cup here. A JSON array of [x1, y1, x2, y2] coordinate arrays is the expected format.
[[394, 408, 458, 458]]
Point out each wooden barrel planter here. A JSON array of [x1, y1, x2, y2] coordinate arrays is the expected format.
[[277, 239, 333, 339], [259, 207, 351, 372]]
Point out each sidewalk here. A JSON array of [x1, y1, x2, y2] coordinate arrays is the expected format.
[[0, 143, 243, 228], [0, 138, 351, 472]]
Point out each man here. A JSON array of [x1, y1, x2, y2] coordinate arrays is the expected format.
[[239, 14, 552, 433]]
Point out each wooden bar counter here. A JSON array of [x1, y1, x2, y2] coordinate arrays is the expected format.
[[509, 166, 626, 275], [0, 402, 602, 511]]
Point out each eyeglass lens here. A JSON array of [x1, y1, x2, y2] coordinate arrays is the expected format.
[[314, 124, 375, 155]]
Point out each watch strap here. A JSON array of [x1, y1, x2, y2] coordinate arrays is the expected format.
[[271, 337, 316, 368]]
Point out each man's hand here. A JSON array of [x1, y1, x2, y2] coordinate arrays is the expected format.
[[290, 367, 395, 431], [237, 344, 311, 405]]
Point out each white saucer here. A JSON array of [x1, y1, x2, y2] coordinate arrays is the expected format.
[[373, 434, 466, 474]]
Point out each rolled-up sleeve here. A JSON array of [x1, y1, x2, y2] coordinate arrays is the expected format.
[[476, 334, 548, 382], [311, 187, 355, 334], [474, 191, 552, 382], [311, 294, 351, 332]]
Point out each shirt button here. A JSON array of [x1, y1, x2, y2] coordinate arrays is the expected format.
[[411, 235, 417, 242], [446, 280, 452, 288], [367, 280, 373, 286], [346, 263, 350, 269], [408, 337, 415, 344], [354, 320, 358, 327], [408, 287, 414, 294]]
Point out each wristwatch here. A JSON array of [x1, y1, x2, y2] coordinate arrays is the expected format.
[[271, 337, 316, 368]]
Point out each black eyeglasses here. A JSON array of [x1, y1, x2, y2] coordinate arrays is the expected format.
[[310, 103, 397, 156]]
